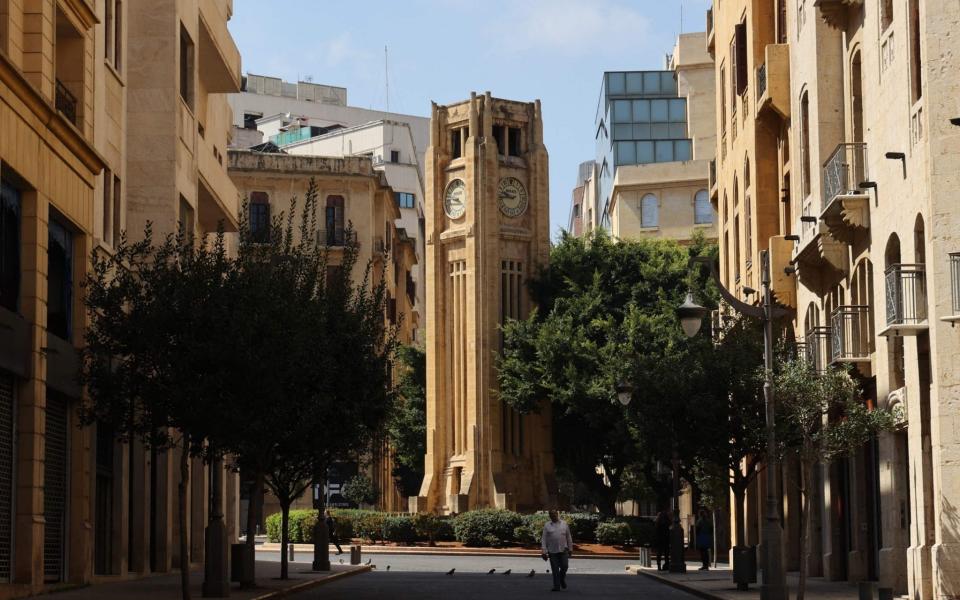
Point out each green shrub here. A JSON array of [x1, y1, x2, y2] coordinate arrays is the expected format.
[[434, 518, 456, 541], [341, 475, 378, 506], [412, 513, 444, 545], [265, 509, 317, 543], [563, 512, 601, 543], [513, 524, 536, 545], [521, 513, 550, 544], [453, 509, 523, 547], [595, 521, 631, 546], [354, 512, 388, 543], [383, 516, 418, 544]]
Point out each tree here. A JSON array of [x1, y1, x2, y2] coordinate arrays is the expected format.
[[774, 359, 894, 600], [342, 475, 379, 507], [498, 231, 718, 513], [81, 226, 233, 600], [387, 345, 426, 497]]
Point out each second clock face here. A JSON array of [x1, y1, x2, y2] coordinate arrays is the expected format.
[[498, 177, 528, 218], [444, 179, 466, 219]]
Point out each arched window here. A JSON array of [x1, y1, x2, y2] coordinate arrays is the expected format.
[[694, 189, 713, 224], [641, 193, 658, 227], [249, 191, 270, 243], [744, 157, 751, 189], [800, 91, 811, 198], [325, 195, 345, 245]]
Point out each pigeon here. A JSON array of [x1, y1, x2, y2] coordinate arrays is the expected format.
[[503, 569, 511, 575], [386, 565, 391, 571], [526, 569, 535, 578], [339, 559, 343, 564], [365, 558, 372, 565], [487, 568, 496, 574], [446, 568, 456, 575]]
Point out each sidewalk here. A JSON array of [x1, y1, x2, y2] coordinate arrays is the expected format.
[[257, 542, 631, 559], [627, 563, 863, 600], [49, 560, 369, 600]]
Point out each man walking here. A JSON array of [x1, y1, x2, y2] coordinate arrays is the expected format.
[[541, 510, 573, 591], [325, 509, 343, 555]]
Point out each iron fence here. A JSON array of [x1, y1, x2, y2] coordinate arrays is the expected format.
[[831, 305, 872, 362], [804, 326, 832, 373], [885, 263, 927, 326], [55, 80, 78, 127], [822, 143, 867, 212], [757, 63, 768, 101], [950, 253, 960, 315]]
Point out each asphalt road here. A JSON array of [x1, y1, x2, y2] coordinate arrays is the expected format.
[[260, 552, 697, 599]]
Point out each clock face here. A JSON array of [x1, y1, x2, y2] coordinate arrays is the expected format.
[[444, 179, 466, 219], [497, 177, 528, 218]]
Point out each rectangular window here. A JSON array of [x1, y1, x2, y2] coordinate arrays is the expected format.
[[632, 100, 650, 123], [0, 182, 21, 313], [613, 124, 633, 140], [637, 141, 655, 164], [650, 99, 669, 122], [675, 140, 692, 161], [908, 0, 922, 102], [493, 124, 506, 153], [395, 192, 415, 209], [178, 195, 194, 235], [881, 0, 894, 31], [243, 113, 262, 130], [179, 24, 194, 108], [450, 128, 462, 159], [607, 72, 625, 94], [114, 1, 122, 71], [613, 100, 632, 123], [390, 150, 400, 163], [102, 169, 113, 246], [660, 72, 678, 95], [720, 64, 727, 134], [669, 99, 687, 122], [112, 176, 122, 247], [47, 217, 73, 340], [249, 191, 270, 243], [655, 140, 674, 162], [615, 141, 636, 166], [625, 72, 643, 94], [643, 72, 661, 94], [508, 128, 522, 156], [735, 22, 748, 96], [105, 0, 122, 70]]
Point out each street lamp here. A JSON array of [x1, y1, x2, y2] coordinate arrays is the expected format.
[[615, 380, 634, 406], [679, 251, 789, 600]]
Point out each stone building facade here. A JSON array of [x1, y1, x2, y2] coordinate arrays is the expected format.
[[0, 0, 241, 596], [414, 93, 555, 514], [227, 150, 419, 517], [709, 0, 960, 597]]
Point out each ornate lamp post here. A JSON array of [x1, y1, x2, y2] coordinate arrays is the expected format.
[[678, 251, 789, 600]]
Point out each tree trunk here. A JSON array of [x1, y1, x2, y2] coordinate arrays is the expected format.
[[280, 500, 291, 580], [241, 470, 264, 588], [179, 439, 191, 600], [798, 456, 812, 600]]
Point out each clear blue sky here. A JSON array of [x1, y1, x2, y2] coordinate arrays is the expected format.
[[229, 0, 712, 238]]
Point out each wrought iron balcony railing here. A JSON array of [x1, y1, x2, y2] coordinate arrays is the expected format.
[[55, 80, 78, 127], [831, 305, 873, 363], [885, 264, 927, 327], [804, 326, 832, 373], [319, 228, 354, 247], [822, 143, 868, 212], [950, 253, 960, 316], [757, 63, 768, 101]]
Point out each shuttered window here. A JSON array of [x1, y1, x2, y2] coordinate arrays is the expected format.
[[641, 194, 659, 228], [695, 189, 713, 224], [735, 22, 748, 96]]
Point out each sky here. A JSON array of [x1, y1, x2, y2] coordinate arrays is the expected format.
[[228, 0, 712, 238]]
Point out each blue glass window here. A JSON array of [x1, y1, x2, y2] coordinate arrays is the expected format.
[[643, 72, 661, 94], [632, 100, 650, 122], [669, 99, 687, 122], [655, 140, 674, 162], [0, 182, 20, 312], [249, 191, 270, 243], [695, 189, 713, 224], [615, 141, 636, 165], [625, 73, 644, 94], [637, 141, 655, 164], [396, 192, 415, 209], [607, 72, 625, 94], [651, 100, 669, 122], [613, 100, 632, 123], [675, 140, 693, 161], [661, 72, 678, 95]]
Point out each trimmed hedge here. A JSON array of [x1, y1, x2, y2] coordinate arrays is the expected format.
[[453, 509, 523, 547], [382, 516, 418, 544], [564, 513, 601, 543], [595, 521, 632, 545]]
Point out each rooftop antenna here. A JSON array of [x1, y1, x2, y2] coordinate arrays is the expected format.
[[384, 45, 390, 112], [680, 2, 684, 35]]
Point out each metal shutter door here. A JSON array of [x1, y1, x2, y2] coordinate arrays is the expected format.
[[43, 393, 68, 583], [0, 374, 13, 582]]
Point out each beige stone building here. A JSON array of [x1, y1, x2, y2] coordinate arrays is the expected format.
[[228, 150, 419, 517], [415, 93, 555, 514], [1, 0, 242, 596], [709, 0, 960, 597], [606, 34, 718, 245]]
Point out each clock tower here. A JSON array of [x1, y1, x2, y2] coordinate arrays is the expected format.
[[414, 92, 556, 514]]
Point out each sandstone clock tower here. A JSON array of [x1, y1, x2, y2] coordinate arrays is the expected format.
[[414, 92, 556, 514]]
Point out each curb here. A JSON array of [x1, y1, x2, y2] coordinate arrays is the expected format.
[[636, 569, 726, 600], [257, 545, 631, 560], [250, 565, 371, 600]]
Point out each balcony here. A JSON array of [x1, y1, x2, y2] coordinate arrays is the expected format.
[[792, 215, 848, 290], [756, 44, 790, 120], [708, 159, 718, 201], [768, 235, 796, 308], [820, 143, 869, 242], [881, 264, 928, 336], [946, 252, 960, 323], [815, 0, 864, 29], [321, 228, 355, 247], [706, 8, 715, 54], [804, 326, 832, 373], [830, 305, 873, 364], [55, 79, 78, 127], [880, 386, 908, 429], [198, 0, 242, 93]]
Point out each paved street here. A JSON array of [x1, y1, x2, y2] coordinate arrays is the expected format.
[[259, 552, 697, 599]]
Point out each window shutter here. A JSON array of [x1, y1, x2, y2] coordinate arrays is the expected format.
[[735, 23, 748, 95], [641, 195, 659, 227]]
